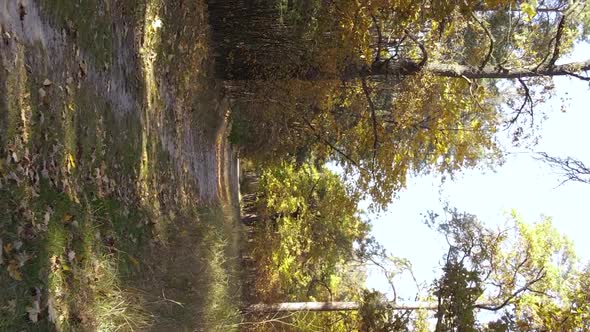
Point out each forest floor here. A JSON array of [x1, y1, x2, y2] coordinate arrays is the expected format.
[[0, 0, 243, 331]]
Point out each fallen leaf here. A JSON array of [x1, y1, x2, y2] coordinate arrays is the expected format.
[[63, 214, 73, 224], [43, 78, 52, 86], [4, 242, 13, 253], [7, 261, 22, 280], [67, 250, 75, 262], [127, 255, 140, 267]]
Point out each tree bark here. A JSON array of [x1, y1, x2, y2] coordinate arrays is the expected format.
[[422, 60, 590, 80], [244, 301, 441, 313], [219, 58, 590, 81], [361, 59, 590, 80]]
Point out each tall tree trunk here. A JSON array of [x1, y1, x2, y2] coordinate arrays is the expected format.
[[245, 301, 441, 313], [422, 60, 590, 80]]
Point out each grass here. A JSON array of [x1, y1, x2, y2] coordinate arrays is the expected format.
[[1, 0, 243, 330], [198, 206, 243, 331], [38, 0, 114, 66]]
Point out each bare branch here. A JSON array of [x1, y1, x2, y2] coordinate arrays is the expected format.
[[506, 78, 533, 127], [366, 256, 398, 301], [563, 70, 590, 81], [537, 152, 590, 185]]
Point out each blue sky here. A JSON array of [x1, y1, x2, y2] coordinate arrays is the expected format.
[[366, 43, 590, 300]]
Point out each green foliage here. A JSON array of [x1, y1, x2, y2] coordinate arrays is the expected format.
[[256, 162, 369, 299], [243, 162, 368, 330], [358, 290, 414, 332], [425, 208, 587, 331]]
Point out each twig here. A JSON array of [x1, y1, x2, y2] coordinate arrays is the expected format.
[[506, 78, 533, 127]]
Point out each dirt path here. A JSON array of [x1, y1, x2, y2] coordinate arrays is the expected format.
[[0, 0, 242, 330]]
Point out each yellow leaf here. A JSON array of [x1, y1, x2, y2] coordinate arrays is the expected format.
[[66, 153, 76, 170], [127, 255, 140, 267], [63, 214, 73, 224], [520, 1, 538, 22], [7, 261, 22, 281]]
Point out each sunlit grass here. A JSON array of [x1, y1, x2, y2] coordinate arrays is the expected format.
[[45, 201, 152, 331], [197, 206, 242, 331]]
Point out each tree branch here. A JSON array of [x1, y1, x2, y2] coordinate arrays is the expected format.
[[469, 11, 495, 70], [421, 59, 590, 79], [372, 15, 383, 63], [361, 77, 379, 177], [404, 29, 428, 68], [547, 15, 566, 68], [506, 78, 533, 127], [301, 115, 360, 168], [475, 268, 545, 312], [536, 152, 590, 185]]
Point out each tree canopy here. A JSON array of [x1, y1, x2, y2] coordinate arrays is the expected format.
[[221, 0, 590, 208]]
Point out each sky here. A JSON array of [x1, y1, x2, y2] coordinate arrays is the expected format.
[[366, 43, 590, 300]]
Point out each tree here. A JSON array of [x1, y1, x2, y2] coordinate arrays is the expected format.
[[243, 207, 589, 331], [218, 0, 590, 209], [241, 162, 370, 331], [427, 208, 587, 331]]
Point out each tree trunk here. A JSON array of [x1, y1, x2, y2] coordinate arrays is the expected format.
[[207, 0, 590, 82], [423, 60, 590, 80], [244, 301, 441, 313], [345, 59, 590, 81]]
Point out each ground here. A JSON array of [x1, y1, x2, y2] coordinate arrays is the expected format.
[[0, 0, 243, 330]]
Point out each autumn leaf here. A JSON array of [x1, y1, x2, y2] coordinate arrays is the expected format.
[[127, 254, 140, 268], [63, 213, 73, 224], [7, 260, 22, 281], [520, 0, 538, 23], [65, 153, 76, 171]]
